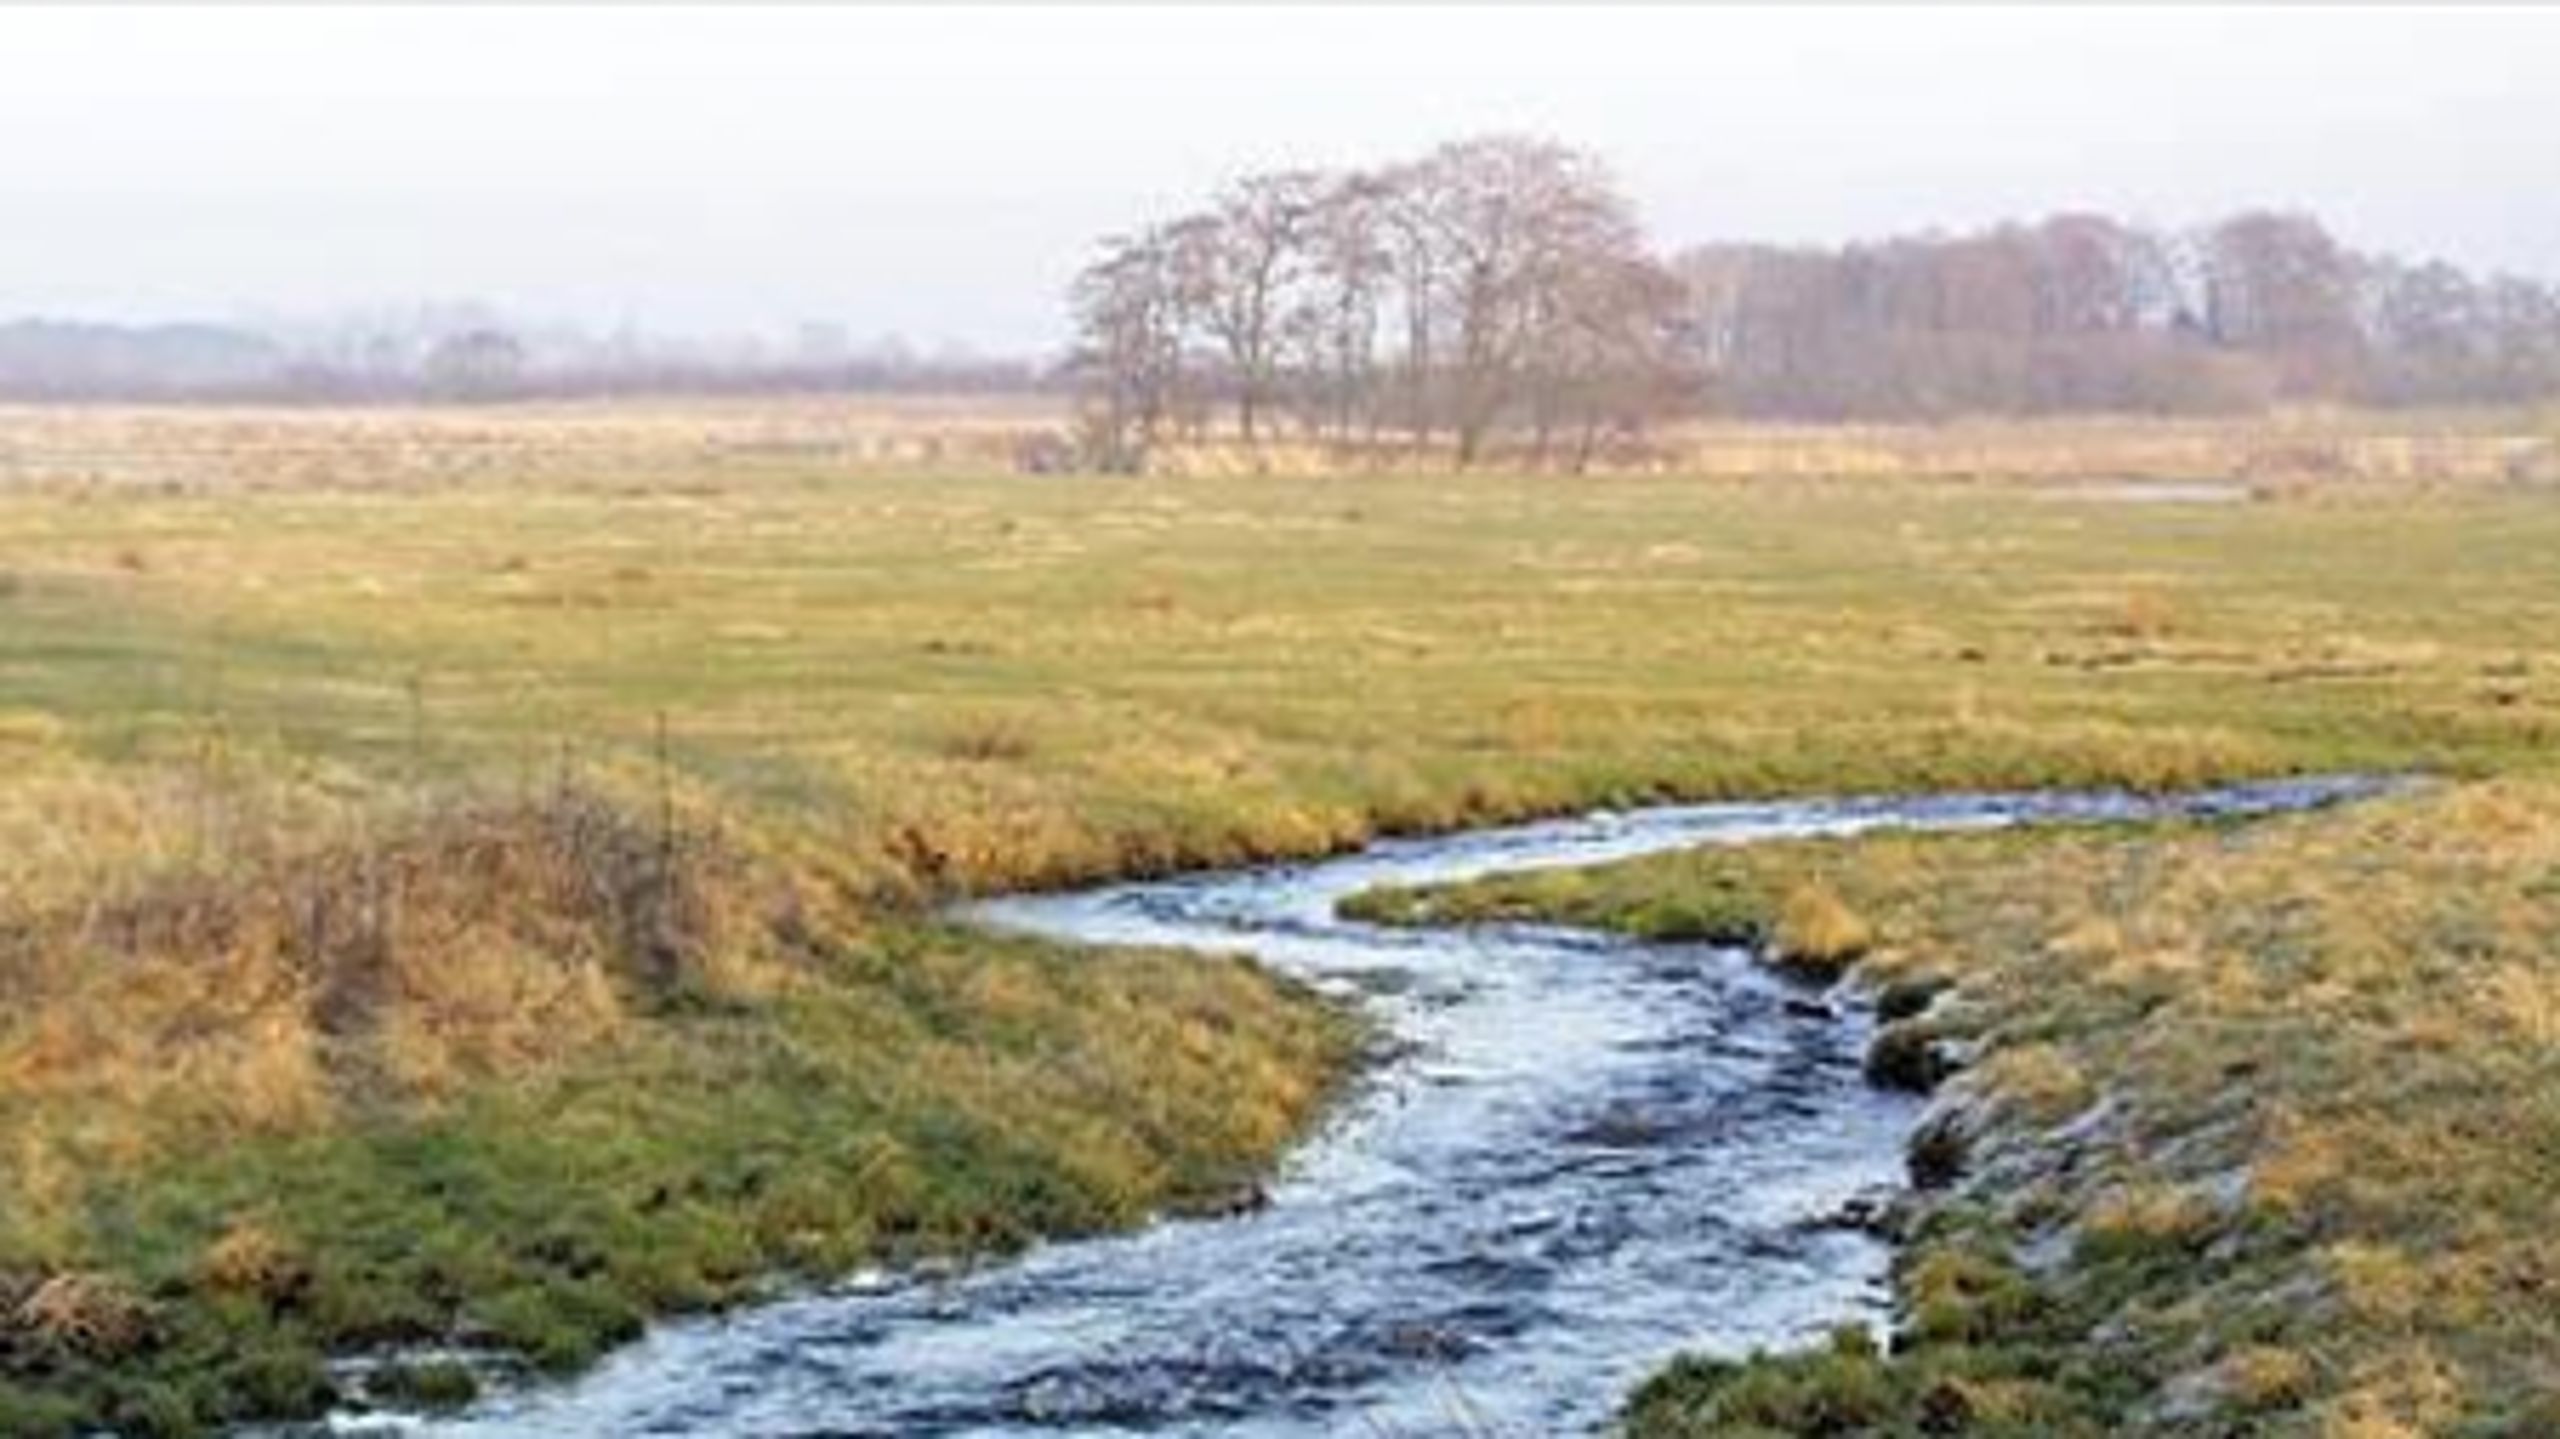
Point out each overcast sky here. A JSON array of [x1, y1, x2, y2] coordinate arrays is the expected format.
[[2, 5, 2553, 352]]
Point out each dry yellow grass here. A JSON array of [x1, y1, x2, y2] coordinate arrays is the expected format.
[[1772, 881, 1875, 970], [0, 395, 1065, 493], [1, 399, 2555, 1428], [1430, 780, 2560, 1433]]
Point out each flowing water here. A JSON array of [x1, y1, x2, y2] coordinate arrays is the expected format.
[[349, 776, 2383, 1438]]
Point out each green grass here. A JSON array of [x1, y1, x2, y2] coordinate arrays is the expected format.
[[1, 406, 2556, 1429], [10, 464, 2559, 914], [0, 897, 1352, 1434], [1353, 790, 2560, 1436]]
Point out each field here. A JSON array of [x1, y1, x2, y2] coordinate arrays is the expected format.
[[1, 401, 2556, 1433]]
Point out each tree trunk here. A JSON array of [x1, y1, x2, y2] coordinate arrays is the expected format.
[[1455, 418, 1484, 468]]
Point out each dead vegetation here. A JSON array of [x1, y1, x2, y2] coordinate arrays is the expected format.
[[1, 787, 766, 1140], [0, 399, 2549, 492], [0, 776, 1353, 1431], [1770, 881, 1875, 977], [0, 396, 1068, 494], [5, 1272, 156, 1366]]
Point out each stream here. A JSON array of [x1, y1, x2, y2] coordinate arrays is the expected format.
[[353, 775, 2384, 1437]]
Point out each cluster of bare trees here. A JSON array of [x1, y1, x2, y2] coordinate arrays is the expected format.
[[1677, 210, 2560, 419], [1069, 137, 1689, 470], [1071, 138, 2560, 451]]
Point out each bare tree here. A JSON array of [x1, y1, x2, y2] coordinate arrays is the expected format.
[[2201, 211, 2365, 395], [1064, 142, 2560, 446], [1377, 156, 1454, 446], [2032, 214, 2172, 335], [1304, 173, 1393, 441], [424, 328, 527, 401], [1538, 251, 1690, 470], [1408, 137, 1654, 464], [1068, 228, 1186, 470], [2481, 276, 2560, 401], [1177, 171, 1329, 444], [2364, 257, 2483, 402]]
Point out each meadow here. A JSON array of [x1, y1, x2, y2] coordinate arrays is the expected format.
[[0, 401, 2554, 1432]]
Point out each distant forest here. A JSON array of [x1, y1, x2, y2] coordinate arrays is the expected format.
[[1069, 136, 2560, 465], [8, 135, 2555, 441], [0, 316, 1042, 404]]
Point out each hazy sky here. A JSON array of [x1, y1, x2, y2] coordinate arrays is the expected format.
[[3, 5, 2553, 352]]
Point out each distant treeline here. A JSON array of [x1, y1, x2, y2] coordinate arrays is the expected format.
[[1068, 135, 2560, 464], [13, 141, 2555, 435], [0, 321, 287, 399], [1681, 213, 2559, 419], [0, 318, 1047, 404]]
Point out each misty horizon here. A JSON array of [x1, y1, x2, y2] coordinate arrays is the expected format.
[[4, 6, 2555, 354]]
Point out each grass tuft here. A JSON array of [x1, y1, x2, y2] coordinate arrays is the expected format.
[[1771, 881, 1875, 977], [6, 1271, 157, 1364]]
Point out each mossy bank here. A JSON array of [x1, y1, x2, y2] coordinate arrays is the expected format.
[[1355, 783, 2560, 1436]]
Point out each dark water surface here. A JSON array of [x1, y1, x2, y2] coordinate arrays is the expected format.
[[343, 776, 2382, 1438]]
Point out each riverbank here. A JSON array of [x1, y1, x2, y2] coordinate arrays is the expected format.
[[0, 798, 1357, 1435], [378, 788, 1973, 1433], [1353, 780, 2560, 1435]]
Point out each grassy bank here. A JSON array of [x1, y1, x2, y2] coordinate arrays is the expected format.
[[1350, 784, 2560, 1435], [0, 789, 1354, 1434], [1, 404, 2554, 1430]]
